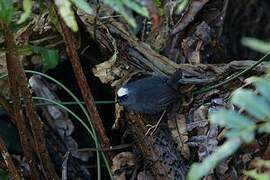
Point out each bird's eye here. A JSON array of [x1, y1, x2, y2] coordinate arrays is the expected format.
[[118, 94, 128, 103], [122, 95, 128, 100]]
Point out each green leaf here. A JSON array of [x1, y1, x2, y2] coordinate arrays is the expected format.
[[242, 37, 270, 54], [153, 0, 162, 7], [176, 0, 189, 14], [258, 122, 270, 133], [210, 109, 255, 143], [210, 109, 255, 128], [54, 0, 78, 31], [187, 138, 241, 180], [255, 158, 270, 167], [225, 127, 255, 143], [0, 0, 14, 24], [246, 77, 270, 101], [31, 46, 59, 72], [103, 0, 149, 28], [70, 0, 93, 14], [122, 0, 149, 17], [17, 0, 33, 24], [244, 170, 270, 180], [0, 168, 9, 180], [231, 89, 270, 121], [103, 0, 136, 27]]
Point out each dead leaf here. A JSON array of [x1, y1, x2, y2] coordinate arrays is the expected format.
[[112, 152, 137, 180], [168, 114, 190, 159]]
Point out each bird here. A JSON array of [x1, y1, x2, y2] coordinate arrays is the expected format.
[[117, 74, 180, 114]]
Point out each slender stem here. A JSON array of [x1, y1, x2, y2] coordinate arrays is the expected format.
[[192, 52, 270, 95], [32, 97, 95, 139], [32, 97, 106, 178], [34, 100, 115, 106]]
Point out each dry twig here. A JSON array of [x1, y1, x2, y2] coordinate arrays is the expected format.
[[0, 137, 20, 180]]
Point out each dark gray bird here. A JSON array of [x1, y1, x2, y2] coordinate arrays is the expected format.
[[117, 74, 180, 114]]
